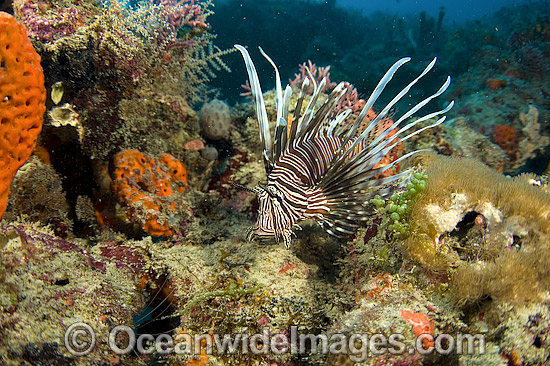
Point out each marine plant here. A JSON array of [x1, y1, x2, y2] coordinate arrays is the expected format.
[[234, 45, 453, 247]]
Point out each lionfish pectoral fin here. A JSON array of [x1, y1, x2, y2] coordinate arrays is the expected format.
[[282, 229, 293, 249], [246, 226, 255, 242]]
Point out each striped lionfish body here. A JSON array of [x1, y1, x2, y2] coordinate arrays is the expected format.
[[235, 45, 454, 248]]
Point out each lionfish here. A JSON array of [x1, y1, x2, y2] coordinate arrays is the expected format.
[[234, 44, 454, 248]]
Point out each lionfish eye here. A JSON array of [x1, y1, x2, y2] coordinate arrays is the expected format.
[[266, 185, 279, 197], [257, 182, 275, 197], [266, 186, 283, 203]]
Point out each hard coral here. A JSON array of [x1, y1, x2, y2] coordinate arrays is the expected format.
[[111, 150, 189, 237], [404, 154, 550, 304], [5, 157, 71, 237], [288, 60, 337, 93], [0, 12, 46, 220]]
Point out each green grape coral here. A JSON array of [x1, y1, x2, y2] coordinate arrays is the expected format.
[[370, 171, 428, 238]]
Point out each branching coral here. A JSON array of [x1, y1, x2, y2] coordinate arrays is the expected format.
[[516, 105, 549, 168], [288, 60, 337, 93]]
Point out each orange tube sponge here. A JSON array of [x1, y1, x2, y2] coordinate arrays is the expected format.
[[111, 150, 188, 237], [492, 124, 518, 158], [0, 12, 46, 219]]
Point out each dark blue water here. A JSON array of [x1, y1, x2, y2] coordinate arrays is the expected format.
[[336, 0, 530, 23], [209, 0, 549, 111]]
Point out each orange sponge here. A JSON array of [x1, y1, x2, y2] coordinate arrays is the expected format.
[[0, 12, 46, 219], [111, 150, 188, 237]]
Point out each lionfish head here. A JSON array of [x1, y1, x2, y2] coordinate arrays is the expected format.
[[233, 182, 294, 247]]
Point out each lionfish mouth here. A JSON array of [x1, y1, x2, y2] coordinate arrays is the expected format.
[[233, 181, 289, 243]]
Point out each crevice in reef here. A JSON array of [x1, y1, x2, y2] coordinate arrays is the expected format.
[[133, 274, 181, 360]]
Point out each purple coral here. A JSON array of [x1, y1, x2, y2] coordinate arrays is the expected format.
[[289, 60, 337, 93], [16, 2, 82, 42], [159, 0, 209, 31]]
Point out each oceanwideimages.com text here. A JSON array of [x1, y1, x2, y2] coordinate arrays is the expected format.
[[65, 322, 485, 361]]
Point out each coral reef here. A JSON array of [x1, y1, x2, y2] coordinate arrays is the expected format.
[[0, 223, 147, 365], [12, 0, 230, 166], [0, 12, 46, 219], [448, 118, 509, 172], [396, 154, 550, 310], [1, 1, 550, 366], [15, 2, 87, 42], [333, 153, 550, 366], [4, 157, 71, 237]]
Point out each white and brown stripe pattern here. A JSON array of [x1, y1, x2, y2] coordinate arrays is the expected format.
[[235, 45, 454, 247]]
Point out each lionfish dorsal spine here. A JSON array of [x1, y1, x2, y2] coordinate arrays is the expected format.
[[273, 85, 292, 162], [319, 105, 453, 210], [234, 44, 274, 172], [332, 57, 431, 169], [287, 78, 309, 150], [259, 47, 284, 126], [323, 60, 452, 188], [294, 77, 326, 144], [363, 81, 454, 165], [327, 108, 352, 135], [300, 82, 348, 143], [359, 61, 450, 160]]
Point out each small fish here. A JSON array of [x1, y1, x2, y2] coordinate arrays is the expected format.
[[234, 45, 453, 247]]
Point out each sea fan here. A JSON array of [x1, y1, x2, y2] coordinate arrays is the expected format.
[[235, 45, 453, 247], [520, 45, 546, 79]]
